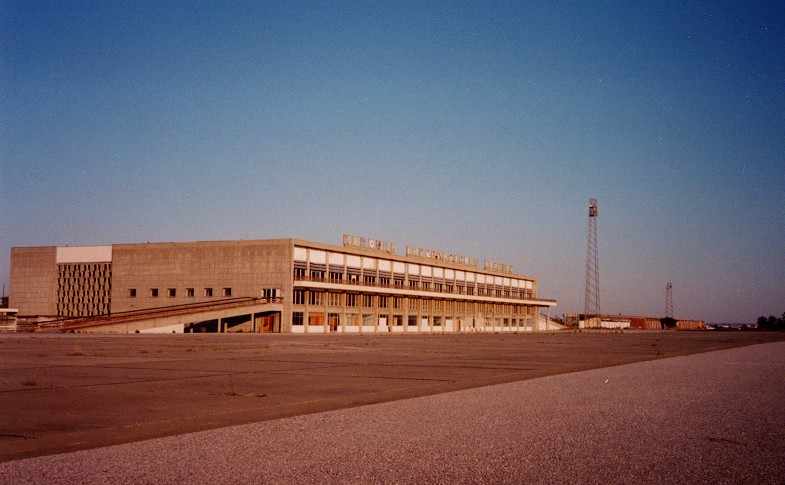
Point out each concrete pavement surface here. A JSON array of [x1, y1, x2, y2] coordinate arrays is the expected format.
[[4, 332, 781, 461], [2, 340, 783, 484]]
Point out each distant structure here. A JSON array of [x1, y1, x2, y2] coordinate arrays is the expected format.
[[567, 313, 704, 331], [584, 198, 600, 320], [665, 281, 673, 318], [7, 236, 557, 333]]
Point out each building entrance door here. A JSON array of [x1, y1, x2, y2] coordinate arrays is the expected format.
[[255, 313, 279, 333], [328, 313, 339, 332], [260, 315, 275, 333]]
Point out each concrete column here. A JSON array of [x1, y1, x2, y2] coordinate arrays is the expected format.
[[402, 297, 408, 332], [323, 291, 328, 334]]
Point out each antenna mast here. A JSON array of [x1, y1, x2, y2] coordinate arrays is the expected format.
[[665, 281, 673, 318], [584, 198, 600, 319]]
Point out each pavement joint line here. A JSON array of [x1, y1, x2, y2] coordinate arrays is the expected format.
[[1, 362, 430, 394], [265, 371, 456, 382]]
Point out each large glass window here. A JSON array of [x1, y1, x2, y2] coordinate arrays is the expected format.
[[345, 314, 359, 326], [308, 291, 322, 305], [293, 289, 305, 305], [309, 312, 324, 325], [292, 312, 304, 325]]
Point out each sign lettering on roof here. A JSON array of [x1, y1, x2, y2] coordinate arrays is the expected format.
[[341, 233, 519, 274], [404, 246, 478, 267], [341, 234, 396, 254], [484, 260, 514, 274]]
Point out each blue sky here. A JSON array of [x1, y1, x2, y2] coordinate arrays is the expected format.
[[2, 1, 783, 322]]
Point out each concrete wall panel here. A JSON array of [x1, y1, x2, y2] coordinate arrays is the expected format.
[[56, 246, 112, 263], [110, 240, 291, 315], [9, 247, 57, 316]]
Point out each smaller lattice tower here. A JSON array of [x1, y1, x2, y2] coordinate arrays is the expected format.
[[665, 281, 673, 318], [584, 198, 600, 319]]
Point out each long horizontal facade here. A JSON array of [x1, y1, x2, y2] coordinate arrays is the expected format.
[[9, 238, 557, 333]]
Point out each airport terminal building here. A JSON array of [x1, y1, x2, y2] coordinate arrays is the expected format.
[[9, 237, 557, 333]]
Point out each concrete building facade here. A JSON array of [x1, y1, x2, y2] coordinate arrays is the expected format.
[[9, 238, 557, 333]]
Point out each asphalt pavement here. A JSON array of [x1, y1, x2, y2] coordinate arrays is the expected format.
[[2, 340, 784, 484]]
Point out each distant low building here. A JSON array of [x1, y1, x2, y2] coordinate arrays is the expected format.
[[0, 308, 18, 332], [675, 319, 706, 330], [566, 313, 705, 331]]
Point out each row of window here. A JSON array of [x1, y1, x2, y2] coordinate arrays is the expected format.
[[292, 312, 534, 327], [294, 269, 535, 298], [293, 247, 531, 288], [292, 290, 535, 315], [129, 287, 232, 298]]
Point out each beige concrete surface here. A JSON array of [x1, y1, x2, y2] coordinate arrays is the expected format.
[[0, 331, 782, 463], [2, 340, 784, 484]]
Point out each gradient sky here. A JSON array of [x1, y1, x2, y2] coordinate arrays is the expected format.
[[2, 1, 784, 322]]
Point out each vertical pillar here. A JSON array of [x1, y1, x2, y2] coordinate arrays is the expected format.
[[324, 290, 328, 334]]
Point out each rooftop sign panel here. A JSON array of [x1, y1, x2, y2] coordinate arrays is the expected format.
[[341, 234, 396, 254], [341, 233, 516, 275], [405, 246, 478, 268], [484, 260, 514, 274]]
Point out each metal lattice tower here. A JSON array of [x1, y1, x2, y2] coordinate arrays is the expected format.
[[584, 198, 600, 318], [665, 281, 673, 318]]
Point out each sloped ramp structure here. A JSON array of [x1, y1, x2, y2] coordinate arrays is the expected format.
[[38, 298, 283, 334]]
